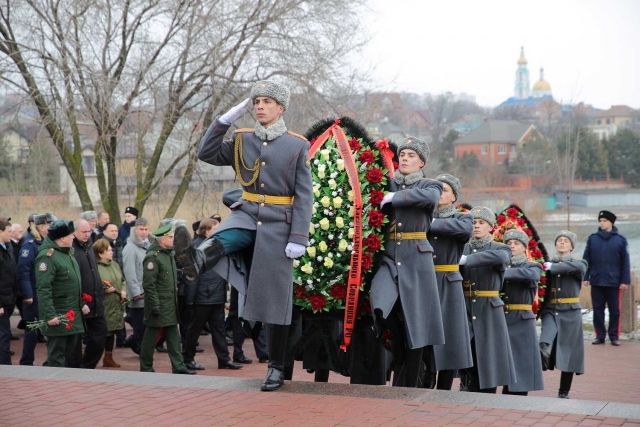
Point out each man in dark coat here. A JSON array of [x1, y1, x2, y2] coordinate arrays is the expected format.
[[370, 136, 445, 388], [35, 220, 89, 367], [183, 218, 242, 371], [119, 206, 138, 246], [174, 80, 313, 391], [582, 210, 630, 346], [424, 173, 473, 390], [459, 206, 515, 393], [501, 229, 544, 396], [540, 230, 588, 399], [0, 218, 18, 365], [139, 224, 194, 375], [98, 223, 124, 270], [69, 219, 107, 369], [18, 212, 56, 365]]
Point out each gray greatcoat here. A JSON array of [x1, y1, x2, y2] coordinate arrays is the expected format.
[[122, 231, 148, 308], [370, 178, 445, 349], [461, 241, 516, 389], [197, 117, 313, 326], [428, 212, 474, 371], [503, 261, 544, 392], [539, 258, 588, 374]]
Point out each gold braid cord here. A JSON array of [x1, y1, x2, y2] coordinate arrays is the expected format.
[[234, 133, 260, 187]]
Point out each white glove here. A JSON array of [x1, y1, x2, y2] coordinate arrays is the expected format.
[[219, 97, 250, 125], [380, 192, 395, 208], [285, 242, 306, 259], [459, 255, 468, 265], [544, 262, 552, 270]]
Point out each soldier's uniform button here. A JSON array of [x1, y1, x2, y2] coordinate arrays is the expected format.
[[397, 242, 401, 246], [261, 161, 266, 166], [402, 185, 406, 189], [472, 282, 476, 286], [263, 142, 267, 146], [397, 262, 401, 266], [557, 274, 561, 277], [260, 183, 265, 188], [504, 296, 509, 299], [555, 312, 559, 315], [473, 249, 477, 253], [398, 223, 402, 227], [472, 299, 476, 303], [558, 288, 561, 291], [257, 221, 262, 226], [433, 254, 437, 258], [472, 316, 477, 320], [260, 203, 265, 207], [434, 236, 438, 240]]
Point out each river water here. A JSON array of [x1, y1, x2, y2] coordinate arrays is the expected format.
[[536, 221, 640, 274]]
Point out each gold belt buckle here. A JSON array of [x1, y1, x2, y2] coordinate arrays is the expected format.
[[258, 194, 265, 203], [396, 232, 402, 240], [557, 298, 562, 303], [504, 304, 509, 310], [473, 290, 478, 297]]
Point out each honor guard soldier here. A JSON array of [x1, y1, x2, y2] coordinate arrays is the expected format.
[[139, 224, 195, 374], [459, 206, 515, 393], [18, 212, 56, 365], [370, 136, 445, 388], [539, 230, 588, 399], [35, 220, 89, 367], [501, 229, 544, 396], [174, 80, 313, 391], [423, 174, 473, 390]]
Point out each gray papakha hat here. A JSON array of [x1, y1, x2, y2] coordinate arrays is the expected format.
[[396, 136, 430, 163], [471, 206, 496, 227], [436, 173, 461, 199], [555, 230, 577, 250], [80, 210, 97, 221], [503, 228, 529, 247], [250, 80, 290, 111], [34, 212, 57, 226]]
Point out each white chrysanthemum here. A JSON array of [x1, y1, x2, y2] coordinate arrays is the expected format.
[[330, 172, 338, 179], [314, 224, 320, 228], [328, 234, 334, 240], [332, 191, 338, 197], [314, 159, 320, 165], [328, 252, 334, 258], [317, 256, 323, 261]]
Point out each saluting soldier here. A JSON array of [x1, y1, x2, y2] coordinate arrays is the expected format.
[[459, 207, 515, 393], [501, 229, 544, 396], [35, 220, 90, 367], [174, 80, 313, 391], [18, 212, 56, 366], [139, 224, 195, 375], [370, 136, 445, 388], [539, 230, 588, 399], [423, 174, 473, 390]]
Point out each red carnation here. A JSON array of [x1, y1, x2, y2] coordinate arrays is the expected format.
[[497, 214, 507, 225], [330, 283, 347, 300], [523, 228, 532, 237], [295, 285, 307, 300], [348, 138, 361, 152], [517, 218, 525, 227], [537, 288, 546, 297], [65, 310, 75, 322], [368, 210, 385, 228], [363, 234, 381, 252], [506, 207, 518, 219], [531, 249, 543, 259], [82, 293, 93, 303], [65, 323, 73, 330], [361, 253, 373, 270], [540, 276, 547, 285], [310, 294, 327, 311], [365, 168, 384, 183], [359, 149, 375, 165], [528, 240, 537, 250], [368, 190, 385, 206]]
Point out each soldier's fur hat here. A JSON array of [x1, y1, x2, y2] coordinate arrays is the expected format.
[[250, 80, 290, 111], [48, 220, 74, 240], [503, 228, 529, 247], [396, 136, 430, 163], [34, 212, 57, 226], [471, 206, 496, 226], [555, 230, 577, 250], [436, 173, 461, 200], [80, 211, 97, 221]]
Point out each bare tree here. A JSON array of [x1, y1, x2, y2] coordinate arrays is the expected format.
[[0, 0, 370, 221]]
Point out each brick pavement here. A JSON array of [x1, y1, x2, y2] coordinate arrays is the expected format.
[[5, 315, 640, 425]]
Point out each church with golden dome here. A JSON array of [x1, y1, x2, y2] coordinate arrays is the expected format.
[[514, 47, 552, 99]]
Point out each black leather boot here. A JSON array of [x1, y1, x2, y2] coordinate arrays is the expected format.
[[539, 342, 551, 371], [261, 324, 289, 391], [422, 369, 436, 389], [558, 390, 570, 399]]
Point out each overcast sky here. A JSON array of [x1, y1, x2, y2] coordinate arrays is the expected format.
[[361, 0, 640, 110]]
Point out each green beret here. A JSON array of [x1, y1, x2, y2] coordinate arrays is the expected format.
[[152, 223, 174, 237]]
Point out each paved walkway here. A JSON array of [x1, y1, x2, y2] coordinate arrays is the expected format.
[[5, 316, 640, 425]]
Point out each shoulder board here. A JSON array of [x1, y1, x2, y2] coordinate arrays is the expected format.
[[234, 128, 254, 134], [287, 131, 308, 141], [46, 248, 55, 257]]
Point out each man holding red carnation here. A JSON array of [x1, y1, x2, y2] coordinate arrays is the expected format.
[[35, 220, 90, 367], [370, 136, 445, 388]]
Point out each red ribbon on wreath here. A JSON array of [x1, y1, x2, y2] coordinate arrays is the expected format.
[[309, 121, 363, 351]]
